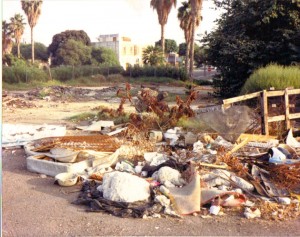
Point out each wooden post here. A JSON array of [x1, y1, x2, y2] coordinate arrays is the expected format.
[[284, 88, 291, 130], [260, 90, 269, 135]]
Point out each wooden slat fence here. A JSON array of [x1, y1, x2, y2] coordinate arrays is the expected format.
[[223, 88, 300, 135]]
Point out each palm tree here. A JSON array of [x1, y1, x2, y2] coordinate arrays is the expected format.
[[178, 1, 201, 74], [10, 14, 26, 58], [150, 0, 177, 55], [2, 20, 13, 57], [142, 45, 165, 66], [189, 0, 203, 79], [21, 0, 43, 64], [178, 1, 192, 72]]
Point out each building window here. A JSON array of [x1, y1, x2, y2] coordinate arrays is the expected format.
[[123, 47, 126, 55]]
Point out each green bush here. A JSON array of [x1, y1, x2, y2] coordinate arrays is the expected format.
[[123, 65, 188, 81], [3, 64, 48, 84], [50, 65, 124, 82], [241, 64, 300, 94]]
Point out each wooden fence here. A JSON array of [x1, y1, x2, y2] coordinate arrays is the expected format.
[[223, 88, 300, 135]]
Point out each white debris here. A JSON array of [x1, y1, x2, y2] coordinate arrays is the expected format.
[[98, 171, 150, 202], [193, 140, 204, 153], [213, 136, 233, 148], [244, 207, 261, 219], [230, 175, 254, 192], [155, 195, 171, 207], [154, 167, 186, 188], [209, 205, 221, 215], [144, 152, 169, 166], [134, 165, 144, 174], [286, 129, 300, 148], [115, 161, 135, 173], [164, 127, 182, 146], [277, 197, 291, 205]]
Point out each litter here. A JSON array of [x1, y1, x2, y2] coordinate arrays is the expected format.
[[55, 172, 79, 187], [97, 171, 151, 203]]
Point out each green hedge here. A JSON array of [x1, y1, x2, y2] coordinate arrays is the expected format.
[[241, 64, 300, 94], [51, 65, 124, 81], [3, 64, 48, 84], [123, 65, 188, 81]]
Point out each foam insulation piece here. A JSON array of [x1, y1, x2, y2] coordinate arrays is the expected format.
[[98, 171, 150, 202]]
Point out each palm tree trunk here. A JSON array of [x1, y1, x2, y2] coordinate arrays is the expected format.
[[189, 15, 196, 81], [161, 24, 165, 55], [185, 41, 190, 72], [31, 26, 34, 63], [17, 40, 20, 58]]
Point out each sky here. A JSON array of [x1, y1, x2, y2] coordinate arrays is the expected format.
[[2, 0, 222, 47]]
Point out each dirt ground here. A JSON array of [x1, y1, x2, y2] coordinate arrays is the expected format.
[[2, 85, 300, 236]]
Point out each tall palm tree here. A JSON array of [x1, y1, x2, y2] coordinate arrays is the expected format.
[[10, 14, 26, 58], [150, 0, 177, 55], [21, 0, 43, 64], [189, 0, 203, 79], [2, 20, 13, 57], [178, 1, 201, 73]]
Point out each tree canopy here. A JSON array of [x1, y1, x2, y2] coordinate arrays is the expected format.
[[91, 47, 120, 66], [48, 30, 91, 60], [12, 42, 48, 61], [55, 39, 92, 66], [204, 0, 300, 97], [155, 39, 178, 53]]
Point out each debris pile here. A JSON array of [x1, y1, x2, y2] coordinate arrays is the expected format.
[[8, 86, 300, 221]]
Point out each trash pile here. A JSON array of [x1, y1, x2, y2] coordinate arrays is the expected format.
[[19, 120, 300, 220], [8, 86, 300, 221]]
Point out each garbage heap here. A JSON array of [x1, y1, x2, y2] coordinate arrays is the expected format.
[[21, 88, 300, 220], [23, 125, 300, 220]]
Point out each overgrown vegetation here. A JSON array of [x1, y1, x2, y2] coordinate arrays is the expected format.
[[241, 64, 300, 94], [204, 0, 300, 98], [123, 65, 188, 81]]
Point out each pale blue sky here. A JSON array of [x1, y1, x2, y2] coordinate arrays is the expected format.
[[2, 0, 221, 47]]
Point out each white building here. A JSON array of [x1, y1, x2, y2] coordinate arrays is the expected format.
[[92, 34, 145, 69]]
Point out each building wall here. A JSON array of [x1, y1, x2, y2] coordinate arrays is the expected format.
[[92, 34, 144, 69]]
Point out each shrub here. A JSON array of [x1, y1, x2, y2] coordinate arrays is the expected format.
[[50, 65, 124, 82], [241, 64, 300, 94], [3, 64, 48, 84], [123, 65, 188, 81]]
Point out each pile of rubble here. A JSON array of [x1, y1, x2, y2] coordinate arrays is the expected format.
[[4, 86, 300, 221], [4, 86, 120, 103], [13, 120, 299, 221]]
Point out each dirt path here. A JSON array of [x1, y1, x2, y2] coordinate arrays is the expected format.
[[2, 86, 300, 236]]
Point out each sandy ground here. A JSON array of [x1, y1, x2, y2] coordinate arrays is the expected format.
[[2, 86, 300, 236]]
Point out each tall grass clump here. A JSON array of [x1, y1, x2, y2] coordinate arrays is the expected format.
[[241, 64, 300, 94]]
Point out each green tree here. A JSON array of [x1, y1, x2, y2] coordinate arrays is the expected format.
[[12, 42, 48, 61], [150, 0, 177, 54], [142, 45, 165, 66], [48, 30, 91, 65], [204, 0, 300, 97], [10, 14, 26, 58], [2, 20, 13, 57], [155, 39, 178, 53], [55, 39, 92, 66], [91, 47, 120, 66], [21, 0, 43, 64], [194, 46, 208, 67]]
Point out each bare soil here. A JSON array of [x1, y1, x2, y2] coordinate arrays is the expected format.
[[2, 85, 300, 236]]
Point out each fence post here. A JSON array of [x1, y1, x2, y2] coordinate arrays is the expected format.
[[284, 88, 291, 130], [260, 90, 269, 135]]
